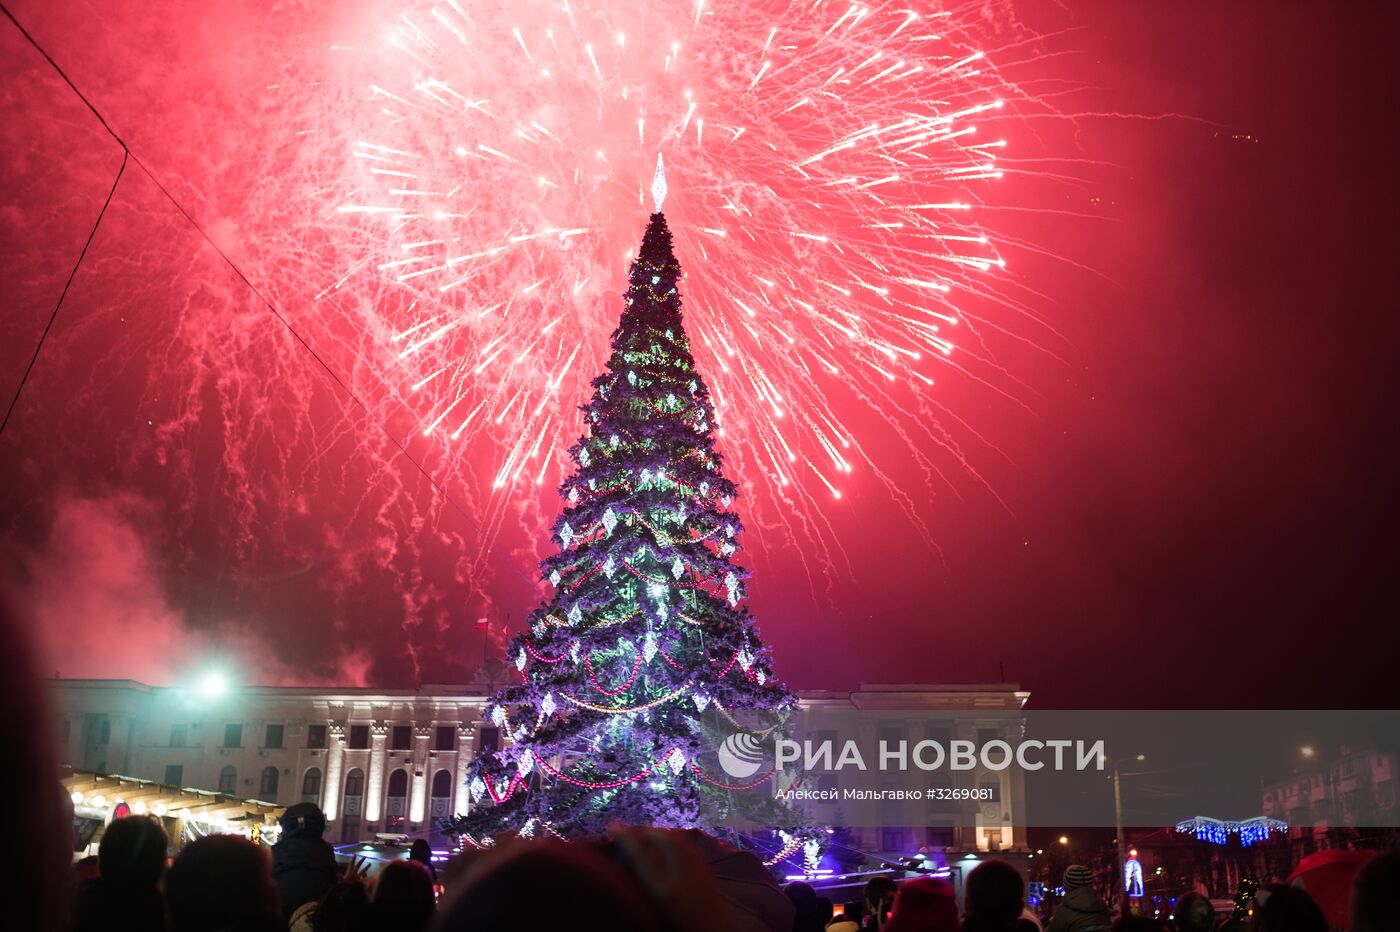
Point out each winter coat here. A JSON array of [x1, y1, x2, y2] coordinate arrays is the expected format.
[[1046, 887, 1113, 932], [272, 831, 339, 921], [71, 879, 165, 932]]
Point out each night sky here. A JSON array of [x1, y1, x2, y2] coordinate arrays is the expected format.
[[2, 0, 1395, 708]]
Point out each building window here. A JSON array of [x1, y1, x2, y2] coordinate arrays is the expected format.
[[430, 769, 453, 820], [264, 724, 284, 749], [391, 725, 412, 750], [260, 766, 280, 800], [345, 768, 365, 797], [924, 825, 955, 848], [219, 765, 237, 795], [224, 723, 243, 748], [98, 719, 111, 745], [478, 726, 500, 754], [434, 726, 456, 751], [164, 764, 184, 786], [61, 719, 71, 744], [342, 768, 365, 842], [307, 724, 327, 749], [302, 768, 322, 804], [977, 727, 1000, 745], [386, 769, 409, 832], [170, 724, 187, 747], [349, 725, 370, 750], [881, 828, 906, 853], [980, 775, 1001, 799], [927, 773, 954, 811]]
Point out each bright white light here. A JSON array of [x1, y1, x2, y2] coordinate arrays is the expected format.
[[195, 671, 228, 698]]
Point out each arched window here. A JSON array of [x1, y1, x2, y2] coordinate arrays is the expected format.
[[342, 768, 365, 842], [301, 767, 322, 804], [218, 765, 237, 795], [430, 769, 453, 820], [386, 769, 409, 832], [927, 772, 954, 811], [259, 766, 279, 800]]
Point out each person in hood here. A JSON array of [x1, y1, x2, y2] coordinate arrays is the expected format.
[[1046, 866, 1112, 932], [272, 802, 339, 921], [884, 877, 960, 932]]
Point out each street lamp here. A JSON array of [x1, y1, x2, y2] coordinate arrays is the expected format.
[[1059, 835, 1070, 846], [1113, 754, 1146, 918], [1299, 745, 1316, 760]]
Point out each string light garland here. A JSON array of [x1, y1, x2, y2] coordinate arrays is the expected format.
[[1174, 816, 1288, 846]]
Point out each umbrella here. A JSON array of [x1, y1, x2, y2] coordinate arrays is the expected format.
[[1286, 849, 1376, 929]]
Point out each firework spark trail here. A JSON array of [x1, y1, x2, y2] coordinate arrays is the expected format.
[[315, 0, 1045, 569]]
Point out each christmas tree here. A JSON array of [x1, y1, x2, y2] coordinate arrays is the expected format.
[[449, 160, 809, 852]]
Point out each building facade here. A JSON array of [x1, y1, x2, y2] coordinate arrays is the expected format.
[[1260, 743, 1399, 857], [48, 678, 1030, 854]]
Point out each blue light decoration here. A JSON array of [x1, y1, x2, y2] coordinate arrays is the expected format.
[[1236, 817, 1289, 847], [1173, 816, 1287, 846], [1124, 857, 1144, 896], [1175, 816, 1229, 845]]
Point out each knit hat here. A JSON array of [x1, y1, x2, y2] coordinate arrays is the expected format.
[[1064, 865, 1094, 889]]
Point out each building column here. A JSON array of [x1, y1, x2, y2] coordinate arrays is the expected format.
[[107, 712, 136, 775], [323, 721, 346, 821], [408, 723, 431, 825], [365, 722, 389, 824], [454, 721, 477, 818]]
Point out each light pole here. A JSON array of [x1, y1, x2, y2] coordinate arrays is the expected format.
[[1113, 754, 1146, 919]]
